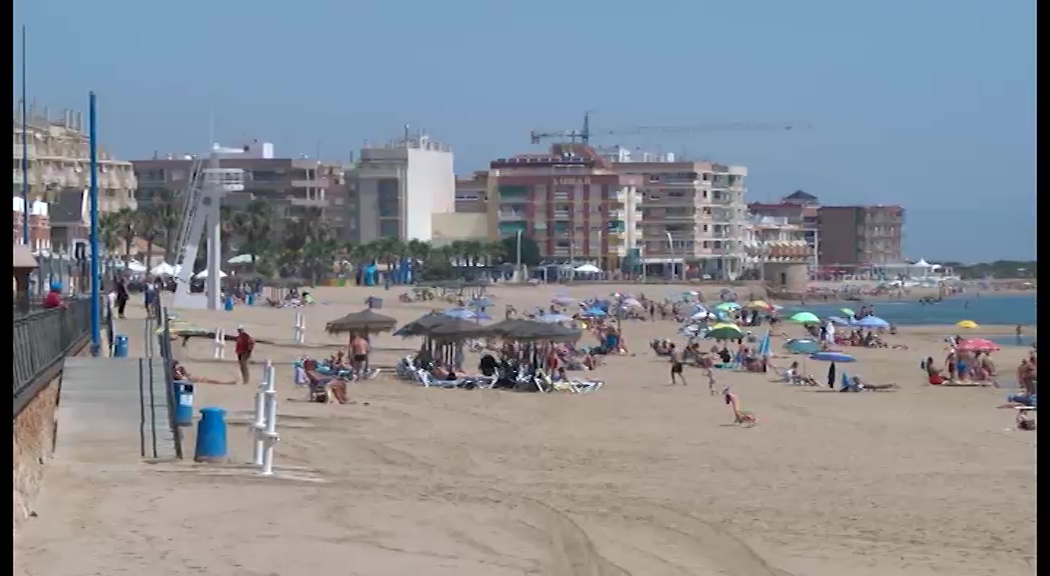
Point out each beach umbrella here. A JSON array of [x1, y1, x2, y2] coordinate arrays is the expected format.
[[468, 296, 492, 308], [715, 302, 741, 311], [851, 316, 890, 329], [957, 338, 1000, 352], [537, 312, 572, 324], [757, 330, 772, 357], [552, 295, 575, 306], [622, 297, 641, 308], [574, 263, 601, 274], [744, 300, 772, 310], [706, 323, 744, 341], [582, 307, 607, 317], [690, 310, 715, 321], [956, 320, 979, 329], [428, 317, 492, 341], [809, 351, 856, 363], [790, 311, 820, 324], [127, 260, 147, 273], [393, 312, 449, 337], [325, 309, 397, 334], [827, 316, 852, 326], [227, 253, 255, 265], [840, 308, 856, 317], [783, 338, 822, 354]]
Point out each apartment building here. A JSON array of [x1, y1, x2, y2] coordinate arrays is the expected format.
[[748, 190, 820, 259], [817, 205, 904, 266], [12, 197, 50, 251], [454, 171, 489, 214], [487, 144, 643, 270], [13, 104, 137, 214], [604, 147, 748, 279], [132, 141, 342, 233], [742, 215, 811, 266], [345, 134, 455, 243]]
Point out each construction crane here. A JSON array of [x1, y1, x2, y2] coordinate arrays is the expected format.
[[530, 112, 810, 145]]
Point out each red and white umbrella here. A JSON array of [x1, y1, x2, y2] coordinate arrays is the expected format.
[[957, 338, 1000, 352]]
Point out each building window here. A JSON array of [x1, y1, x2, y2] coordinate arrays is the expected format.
[[379, 220, 399, 238]]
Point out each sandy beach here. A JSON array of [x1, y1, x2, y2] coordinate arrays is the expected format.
[[15, 283, 1036, 576]]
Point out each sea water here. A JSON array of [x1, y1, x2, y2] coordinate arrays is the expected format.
[[781, 294, 1037, 329]]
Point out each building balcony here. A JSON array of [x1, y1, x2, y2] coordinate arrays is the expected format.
[[291, 179, 329, 188], [289, 196, 327, 207], [553, 210, 571, 219], [497, 210, 526, 220]]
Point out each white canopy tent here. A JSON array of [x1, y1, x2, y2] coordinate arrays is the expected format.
[[574, 263, 601, 274], [151, 262, 176, 276], [194, 269, 228, 279]]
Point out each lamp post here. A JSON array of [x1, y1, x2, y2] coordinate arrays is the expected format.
[[19, 25, 29, 246], [515, 229, 523, 282], [665, 231, 675, 280], [88, 92, 101, 356]]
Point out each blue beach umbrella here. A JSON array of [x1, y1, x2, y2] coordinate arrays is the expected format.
[[809, 351, 856, 363], [537, 312, 572, 324], [784, 339, 822, 354], [827, 316, 852, 326], [757, 330, 772, 357], [582, 307, 607, 317], [851, 316, 890, 329], [468, 296, 492, 308]]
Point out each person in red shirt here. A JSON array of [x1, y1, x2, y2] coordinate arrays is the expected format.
[[42, 283, 65, 309], [234, 325, 255, 385]]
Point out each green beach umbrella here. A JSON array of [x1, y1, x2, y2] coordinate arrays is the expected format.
[[789, 311, 821, 324], [840, 308, 855, 317], [715, 302, 741, 311], [706, 323, 744, 340]]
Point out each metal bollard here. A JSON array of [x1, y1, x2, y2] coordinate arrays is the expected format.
[[251, 361, 271, 467], [213, 328, 226, 360], [293, 313, 305, 345]]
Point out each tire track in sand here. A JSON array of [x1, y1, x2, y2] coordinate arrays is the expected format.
[[521, 498, 633, 576]]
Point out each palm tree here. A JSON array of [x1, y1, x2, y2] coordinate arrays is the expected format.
[[137, 205, 164, 274], [113, 207, 138, 266], [232, 200, 273, 270], [150, 190, 181, 263]]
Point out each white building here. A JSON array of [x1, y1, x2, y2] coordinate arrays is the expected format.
[[742, 215, 811, 268], [347, 132, 455, 242]]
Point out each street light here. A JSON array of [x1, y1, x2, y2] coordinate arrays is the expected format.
[[515, 229, 523, 282], [665, 231, 675, 280]]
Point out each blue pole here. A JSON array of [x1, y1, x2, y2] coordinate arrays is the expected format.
[[20, 25, 29, 245], [88, 92, 101, 357]]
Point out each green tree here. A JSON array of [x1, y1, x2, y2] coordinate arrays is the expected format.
[[232, 200, 273, 270], [500, 234, 541, 266]]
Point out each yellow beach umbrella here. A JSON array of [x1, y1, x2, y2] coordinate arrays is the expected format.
[[956, 320, 979, 329], [744, 300, 772, 310]]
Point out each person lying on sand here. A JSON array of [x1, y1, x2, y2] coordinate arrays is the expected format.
[[1015, 408, 1037, 431], [842, 376, 899, 392], [170, 361, 237, 385]]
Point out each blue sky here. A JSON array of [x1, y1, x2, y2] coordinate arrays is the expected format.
[[14, 0, 1034, 262]]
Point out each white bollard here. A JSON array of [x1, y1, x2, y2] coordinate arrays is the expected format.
[[213, 328, 226, 360], [293, 313, 306, 345], [251, 361, 272, 467], [259, 364, 279, 476]]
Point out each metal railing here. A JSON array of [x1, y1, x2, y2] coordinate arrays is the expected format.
[[150, 296, 183, 459], [13, 297, 95, 416]]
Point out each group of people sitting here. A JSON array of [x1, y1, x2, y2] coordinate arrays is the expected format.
[[650, 340, 767, 373]]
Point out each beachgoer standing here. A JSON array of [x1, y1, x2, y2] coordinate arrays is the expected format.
[[827, 362, 837, 389], [234, 325, 255, 385], [350, 333, 370, 377], [669, 344, 686, 386], [115, 278, 129, 318]]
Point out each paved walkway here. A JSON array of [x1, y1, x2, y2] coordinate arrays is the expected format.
[[57, 356, 177, 462]]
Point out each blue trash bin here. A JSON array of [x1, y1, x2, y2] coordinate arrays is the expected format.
[[194, 407, 228, 463], [224, 295, 235, 311], [246, 293, 256, 306], [113, 335, 129, 358], [172, 380, 194, 426]]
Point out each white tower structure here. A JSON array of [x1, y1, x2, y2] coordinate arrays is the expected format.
[[172, 143, 245, 310]]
